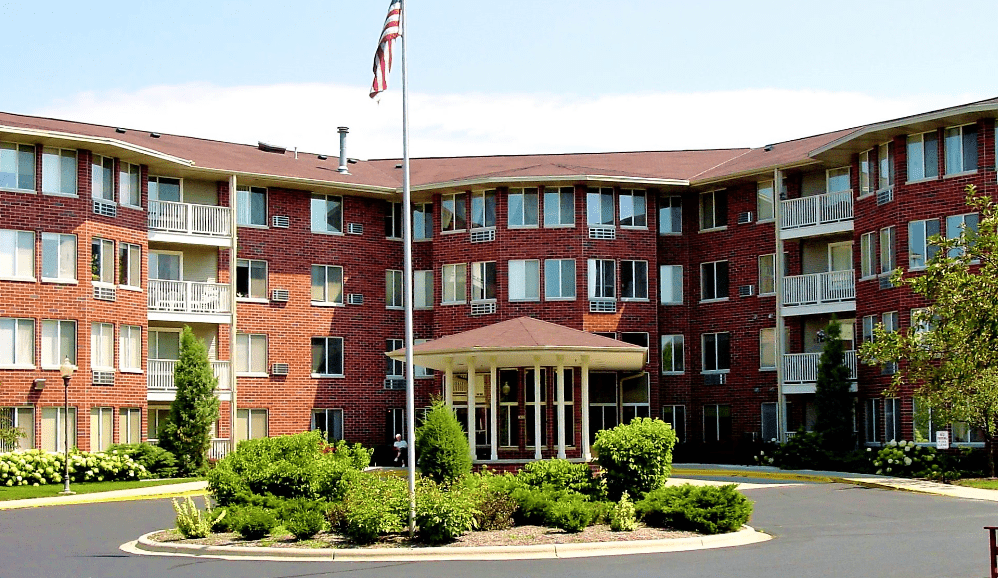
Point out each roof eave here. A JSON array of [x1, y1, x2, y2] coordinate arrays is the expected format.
[[410, 174, 689, 192], [0, 125, 195, 167]]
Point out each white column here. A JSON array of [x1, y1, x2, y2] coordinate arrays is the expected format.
[[228, 174, 238, 454], [467, 358, 476, 462], [774, 167, 788, 443], [444, 358, 453, 410], [489, 360, 498, 461], [556, 355, 566, 460], [533, 357, 542, 461], [581, 356, 591, 461]]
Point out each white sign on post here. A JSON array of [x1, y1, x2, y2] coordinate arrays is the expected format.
[[936, 431, 950, 450]]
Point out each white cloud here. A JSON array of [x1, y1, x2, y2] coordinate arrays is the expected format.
[[35, 84, 986, 160]]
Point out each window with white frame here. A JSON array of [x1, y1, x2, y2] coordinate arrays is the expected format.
[[908, 219, 939, 269], [236, 408, 268, 441], [414, 270, 433, 309], [661, 334, 684, 373], [311, 408, 343, 442], [441, 193, 467, 232], [90, 407, 113, 451], [236, 333, 268, 375], [907, 131, 939, 182], [621, 260, 648, 300], [953, 420, 985, 444], [310, 264, 343, 305], [556, 370, 576, 445], [385, 202, 403, 239], [545, 259, 575, 300], [90, 322, 113, 370], [414, 339, 432, 377], [879, 226, 896, 274], [757, 181, 774, 221], [386, 269, 403, 308], [699, 190, 727, 230], [0, 407, 33, 449], [702, 332, 730, 373], [147, 176, 181, 202], [442, 263, 467, 304], [41, 147, 77, 195], [91, 238, 114, 284], [660, 405, 686, 443], [147, 407, 171, 440], [703, 404, 732, 443], [659, 196, 682, 234], [525, 368, 548, 448], [119, 325, 141, 372], [118, 243, 140, 288], [0, 229, 34, 280], [619, 189, 646, 227], [508, 259, 539, 301], [0, 318, 34, 368], [884, 398, 902, 442], [622, 373, 650, 423], [877, 142, 893, 190], [235, 258, 267, 299], [860, 232, 877, 278], [310, 193, 342, 234], [659, 264, 683, 304], [587, 259, 615, 300], [311, 336, 344, 377], [414, 203, 433, 240], [758, 254, 775, 296], [507, 187, 539, 228], [946, 213, 979, 257], [0, 142, 35, 191], [148, 329, 180, 361], [912, 399, 937, 444], [543, 186, 574, 227], [91, 155, 114, 202], [119, 162, 140, 207], [470, 190, 496, 229], [41, 406, 76, 452], [386, 339, 404, 378], [945, 124, 978, 175], [587, 187, 614, 227], [864, 398, 879, 444], [42, 320, 76, 367], [119, 407, 141, 444], [759, 328, 776, 370], [588, 372, 617, 444], [859, 149, 872, 196], [471, 261, 497, 302], [498, 369, 519, 448], [827, 167, 850, 193], [761, 402, 778, 442], [862, 315, 876, 344], [883, 311, 899, 333], [42, 233, 77, 282], [236, 185, 267, 226], [700, 260, 729, 301]]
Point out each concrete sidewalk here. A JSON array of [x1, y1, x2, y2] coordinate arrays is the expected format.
[[0, 480, 208, 510]]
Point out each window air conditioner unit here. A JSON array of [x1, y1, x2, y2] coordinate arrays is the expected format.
[[92, 370, 115, 386], [471, 301, 497, 316], [271, 289, 290, 302], [271, 363, 290, 376], [737, 211, 753, 224], [738, 284, 755, 297], [347, 293, 364, 305], [384, 378, 405, 390], [470, 228, 496, 243], [347, 223, 364, 235], [589, 300, 617, 313], [93, 285, 116, 302], [703, 373, 727, 386], [93, 199, 117, 218], [271, 215, 290, 228], [588, 226, 616, 240]]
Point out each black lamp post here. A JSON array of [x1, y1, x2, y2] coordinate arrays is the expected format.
[[58, 357, 75, 496]]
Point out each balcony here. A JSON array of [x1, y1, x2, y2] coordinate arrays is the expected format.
[[148, 279, 232, 323], [780, 190, 853, 239], [148, 200, 232, 246], [149, 437, 231, 461], [782, 351, 859, 394], [781, 270, 855, 316], [147, 359, 231, 392]]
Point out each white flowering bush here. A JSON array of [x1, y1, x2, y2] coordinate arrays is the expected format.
[[871, 440, 945, 478], [0, 449, 150, 487]]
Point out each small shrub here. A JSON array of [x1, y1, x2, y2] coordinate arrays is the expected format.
[[415, 401, 472, 484], [326, 440, 374, 470], [636, 484, 752, 535], [285, 508, 326, 540], [108, 443, 179, 478], [610, 491, 637, 532], [510, 486, 560, 526], [518, 459, 604, 498], [871, 440, 955, 479], [232, 506, 278, 540], [325, 502, 348, 532], [462, 470, 519, 531], [342, 473, 407, 544], [592, 417, 677, 499], [545, 494, 593, 533], [415, 481, 478, 544], [173, 496, 224, 539]]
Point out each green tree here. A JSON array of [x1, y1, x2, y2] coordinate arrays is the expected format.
[[860, 185, 998, 476], [415, 400, 471, 484], [814, 319, 855, 454], [160, 326, 220, 475]]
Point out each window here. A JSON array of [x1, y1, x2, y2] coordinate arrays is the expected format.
[[883, 311, 899, 333], [827, 167, 850, 193], [311, 336, 344, 377], [148, 176, 181, 202], [908, 219, 940, 269], [759, 328, 776, 370], [879, 226, 896, 275], [877, 142, 893, 190], [91, 322, 114, 370], [236, 185, 267, 226], [659, 196, 682, 234], [946, 213, 979, 257], [860, 232, 877, 278], [545, 259, 575, 300], [41, 233, 76, 282], [149, 330, 180, 360], [859, 149, 871, 196], [415, 270, 433, 309], [41, 407, 76, 452], [310, 193, 342, 234], [311, 265, 343, 305], [555, 369, 576, 446], [441, 193, 467, 232], [884, 398, 902, 442], [311, 408, 343, 442], [90, 407, 113, 451], [0, 318, 34, 368], [235, 408, 268, 442], [619, 189, 646, 227], [0, 230, 34, 280], [385, 269, 403, 308], [761, 402, 778, 442], [587, 187, 615, 227], [41, 320, 76, 367], [235, 259, 267, 299], [91, 155, 114, 202], [621, 373, 650, 423], [508, 259, 539, 301], [699, 190, 727, 230], [414, 339, 432, 377], [119, 325, 141, 371], [700, 261, 729, 301], [703, 404, 732, 443], [662, 405, 686, 443], [236, 333, 268, 375], [147, 407, 171, 440], [91, 238, 114, 284], [862, 315, 876, 343], [953, 420, 985, 444], [702, 332, 730, 373], [470, 190, 497, 229], [912, 400, 937, 444], [659, 265, 683, 304], [525, 368, 548, 448], [385, 202, 403, 239], [0, 143, 35, 191], [442, 263, 467, 304], [758, 254, 775, 296], [119, 408, 141, 444], [587, 259, 615, 300], [621, 260, 648, 300], [41, 147, 77, 195], [906, 131, 939, 181], [118, 243, 140, 288], [588, 372, 617, 444], [0, 407, 33, 449], [757, 181, 774, 221], [471, 261, 497, 302], [507, 187, 539, 228], [498, 370, 519, 448], [945, 124, 978, 175], [414, 203, 433, 240], [386, 339, 404, 377], [119, 162, 140, 207], [661, 335, 684, 373], [544, 186, 574, 227], [864, 398, 879, 444]]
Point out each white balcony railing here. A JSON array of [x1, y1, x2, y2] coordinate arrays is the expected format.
[[783, 350, 858, 384], [149, 437, 231, 461], [149, 200, 232, 237], [147, 359, 231, 391], [148, 280, 231, 314], [780, 190, 853, 231], [782, 270, 855, 308]]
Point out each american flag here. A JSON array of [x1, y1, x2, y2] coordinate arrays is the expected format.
[[370, 0, 402, 99]]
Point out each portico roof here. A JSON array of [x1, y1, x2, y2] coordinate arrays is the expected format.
[[386, 316, 647, 372]]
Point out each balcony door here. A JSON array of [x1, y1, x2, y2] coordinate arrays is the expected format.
[[149, 329, 180, 361], [149, 251, 182, 281], [828, 242, 852, 272]]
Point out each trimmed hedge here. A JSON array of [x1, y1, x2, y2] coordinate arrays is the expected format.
[[635, 484, 752, 534], [593, 417, 677, 499]]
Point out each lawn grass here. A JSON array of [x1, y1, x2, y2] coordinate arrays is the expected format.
[[0, 477, 201, 501], [952, 478, 998, 490]]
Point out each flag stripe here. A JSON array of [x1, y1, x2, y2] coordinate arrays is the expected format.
[[371, 0, 402, 98]]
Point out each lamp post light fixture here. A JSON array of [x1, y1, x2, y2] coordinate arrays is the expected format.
[[58, 356, 75, 496]]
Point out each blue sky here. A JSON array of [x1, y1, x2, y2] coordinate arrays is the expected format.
[[3, 1, 996, 158]]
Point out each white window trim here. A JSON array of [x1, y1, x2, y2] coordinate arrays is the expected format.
[[908, 219, 939, 271], [236, 185, 268, 228], [543, 186, 575, 228], [507, 187, 539, 229], [944, 123, 978, 177], [91, 322, 115, 371], [386, 269, 404, 309], [147, 175, 184, 202], [441, 193, 467, 234], [236, 333, 269, 377], [236, 258, 269, 302], [41, 233, 77, 284], [587, 187, 616, 228], [471, 261, 497, 303], [311, 264, 344, 306], [0, 229, 36, 282], [658, 195, 683, 235], [659, 264, 683, 305], [620, 260, 649, 301], [544, 258, 576, 301], [699, 260, 729, 303], [759, 327, 777, 371], [507, 259, 540, 302], [311, 336, 345, 378], [860, 232, 877, 280], [879, 226, 897, 276], [91, 154, 116, 203], [826, 166, 851, 194], [0, 318, 35, 369], [442, 263, 467, 305], [41, 319, 76, 370], [310, 193, 343, 235], [587, 258, 616, 301], [905, 131, 940, 185], [118, 242, 141, 290], [876, 142, 894, 193], [698, 189, 727, 232], [701, 332, 731, 374], [414, 203, 434, 241], [0, 142, 36, 194], [119, 162, 142, 209], [414, 269, 434, 310], [858, 149, 873, 198], [469, 190, 497, 231], [756, 180, 775, 223], [758, 254, 776, 297], [619, 189, 647, 229], [660, 334, 684, 375], [118, 325, 142, 373], [41, 147, 78, 197]]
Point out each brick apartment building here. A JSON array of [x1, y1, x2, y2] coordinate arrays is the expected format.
[[0, 97, 994, 462]]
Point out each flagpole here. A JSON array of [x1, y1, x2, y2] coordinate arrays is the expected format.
[[399, 0, 417, 538]]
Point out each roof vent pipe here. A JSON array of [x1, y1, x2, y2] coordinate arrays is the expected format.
[[337, 127, 350, 174]]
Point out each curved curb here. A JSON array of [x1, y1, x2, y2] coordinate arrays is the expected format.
[[124, 526, 771, 562]]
